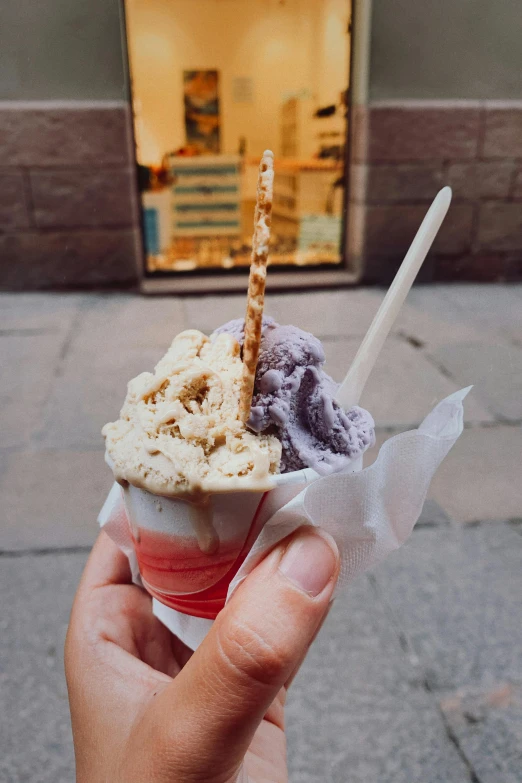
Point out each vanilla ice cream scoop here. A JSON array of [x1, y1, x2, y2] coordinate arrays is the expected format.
[[102, 330, 281, 497]]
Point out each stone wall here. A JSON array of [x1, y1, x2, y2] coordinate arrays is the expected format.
[[0, 102, 142, 290], [369, 0, 522, 102], [0, 0, 126, 101], [349, 101, 522, 283]]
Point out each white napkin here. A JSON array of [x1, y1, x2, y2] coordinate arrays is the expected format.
[[99, 388, 470, 649]]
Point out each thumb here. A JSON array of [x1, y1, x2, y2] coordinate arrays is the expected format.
[[151, 526, 339, 780]]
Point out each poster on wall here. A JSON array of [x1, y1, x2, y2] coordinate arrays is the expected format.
[[183, 70, 221, 153]]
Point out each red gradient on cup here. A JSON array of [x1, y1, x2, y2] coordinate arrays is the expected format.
[[136, 530, 241, 594], [133, 493, 269, 620]]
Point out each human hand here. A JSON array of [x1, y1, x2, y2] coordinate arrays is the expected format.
[[65, 524, 338, 783]]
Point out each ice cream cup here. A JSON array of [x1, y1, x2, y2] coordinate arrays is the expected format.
[[120, 460, 362, 620]]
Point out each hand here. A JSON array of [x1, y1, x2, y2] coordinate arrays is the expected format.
[[65, 523, 338, 783]]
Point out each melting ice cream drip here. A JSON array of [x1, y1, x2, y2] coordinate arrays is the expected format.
[[186, 497, 219, 555]]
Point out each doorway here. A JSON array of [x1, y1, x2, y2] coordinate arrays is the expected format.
[[123, 0, 353, 288]]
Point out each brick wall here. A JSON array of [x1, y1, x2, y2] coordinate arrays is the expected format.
[[349, 100, 522, 284], [0, 102, 142, 290]]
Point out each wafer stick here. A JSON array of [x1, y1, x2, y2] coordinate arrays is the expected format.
[[239, 150, 274, 422]]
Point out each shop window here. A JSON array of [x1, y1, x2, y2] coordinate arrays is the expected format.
[[123, 0, 352, 277]]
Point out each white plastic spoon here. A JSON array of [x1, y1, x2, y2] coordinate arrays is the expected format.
[[336, 186, 452, 409]]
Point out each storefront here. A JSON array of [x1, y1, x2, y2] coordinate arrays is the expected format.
[[123, 0, 357, 292]]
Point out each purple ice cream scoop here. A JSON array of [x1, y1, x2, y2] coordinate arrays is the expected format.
[[214, 318, 375, 475]]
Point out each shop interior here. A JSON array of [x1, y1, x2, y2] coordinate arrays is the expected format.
[[124, 0, 351, 275]]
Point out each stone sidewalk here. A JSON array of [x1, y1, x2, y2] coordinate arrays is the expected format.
[[1, 285, 521, 781]]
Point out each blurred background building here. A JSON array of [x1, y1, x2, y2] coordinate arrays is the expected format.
[[1, 0, 522, 291]]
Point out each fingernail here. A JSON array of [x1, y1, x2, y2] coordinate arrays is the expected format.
[[278, 529, 338, 597]]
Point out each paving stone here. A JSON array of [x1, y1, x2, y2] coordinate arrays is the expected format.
[[430, 341, 522, 421], [184, 289, 385, 340], [443, 283, 522, 344], [428, 426, 522, 522], [182, 293, 247, 334], [36, 296, 185, 449], [392, 299, 490, 349], [267, 289, 384, 339], [415, 498, 452, 528], [0, 551, 87, 782], [0, 292, 85, 332], [72, 294, 186, 350], [36, 341, 162, 449], [0, 332, 67, 448], [287, 575, 471, 783], [440, 683, 522, 783], [401, 285, 474, 324], [320, 336, 358, 378], [0, 449, 110, 549], [322, 336, 493, 427], [373, 522, 522, 692], [396, 285, 502, 345], [184, 285, 510, 352]]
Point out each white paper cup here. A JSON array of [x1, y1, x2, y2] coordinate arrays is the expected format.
[[120, 460, 362, 619], [120, 469, 312, 617]]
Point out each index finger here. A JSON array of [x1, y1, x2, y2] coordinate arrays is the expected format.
[[79, 530, 133, 591], [78, 485, 133, 591]]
